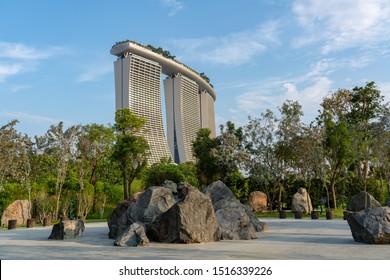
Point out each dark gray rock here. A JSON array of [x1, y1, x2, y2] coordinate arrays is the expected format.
[[48, 219, 85, 240], [107, 199, 135, 239], [161, 180, 178, 197], [109, 187, 176, 239], [203, 180, 236, 205], [114, 222, 149, 247], [347, 191, 381, 212], [347, 207, 390, 244], [203, 181, 265, 240], [243, 204, 268, 232], [148, 183, 220, 243], [128, 186, 175, 224]]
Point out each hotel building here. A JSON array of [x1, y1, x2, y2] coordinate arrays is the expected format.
[[111, 40, 216, 164]]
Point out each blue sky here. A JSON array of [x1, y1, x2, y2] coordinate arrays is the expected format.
[[1, 0, 390, 137]]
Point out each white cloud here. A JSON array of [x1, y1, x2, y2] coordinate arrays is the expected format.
[[77, 62, 112, 83], [159, 0, 184, 16], [292, 0, 390, 54], [232, 59, 336, 125], [0, 63, 23, 82], [0, 42, 61, 60], [377, 82, 390, 103], [10, 85, 31, 93], [167, 21, 280, 65], [1, 110, 61, 124], [0, 42, 64, 82]]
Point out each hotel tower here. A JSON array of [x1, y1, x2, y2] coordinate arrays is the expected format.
[[111, 40, 216, 165]]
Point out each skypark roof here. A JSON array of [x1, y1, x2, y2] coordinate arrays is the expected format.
[[110, 40, 216, 101]]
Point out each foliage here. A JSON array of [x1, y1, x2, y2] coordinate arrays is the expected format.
[[144, 162, 185, 187], [1, 81, 389, 215], [45, 121, 81, 219], [192, 128, 219, 186], [146, 44, 176, 60], [143, 160, 199, 188], [112, 109, 149, 199]]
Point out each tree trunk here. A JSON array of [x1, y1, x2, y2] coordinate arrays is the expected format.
[[123, 157, 129, 199], [89, 166, 98, 213], [278, 183, 282, 212], [330, 173, 337, 209]]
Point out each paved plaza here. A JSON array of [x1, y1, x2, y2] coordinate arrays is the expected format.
[[0, 218, 389, 260]]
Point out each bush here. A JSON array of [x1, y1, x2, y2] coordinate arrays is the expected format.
[[0, 183, 26, 217], [143, 162, 185, 187]]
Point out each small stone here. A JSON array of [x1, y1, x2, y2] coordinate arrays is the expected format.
[[291, 188, 313, 214], [247, 191, 267, 213], [48, 219, 85, 240]]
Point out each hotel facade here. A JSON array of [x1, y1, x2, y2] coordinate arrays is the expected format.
[[111, 41, 216, 165]]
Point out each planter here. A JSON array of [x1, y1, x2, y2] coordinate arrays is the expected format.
[[27, 218, 35, 228], [8, 219, 17, 230], [279, 210, 287, 219], [326, 211, 334, 220], [311, 211, 320, 219], [43, 217, 51, 227], [294, 211, 303, 219]]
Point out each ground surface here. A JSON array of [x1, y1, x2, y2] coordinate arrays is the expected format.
[[0, 218, 389, 259]]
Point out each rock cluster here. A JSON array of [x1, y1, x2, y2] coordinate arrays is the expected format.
[[107, 180, 266, 246], [1, 200, 31, 226], [291, 188, 312, 213], [347, 207, 390, 244]]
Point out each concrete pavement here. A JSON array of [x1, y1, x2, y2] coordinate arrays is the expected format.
[[0, 218, 389, 260]]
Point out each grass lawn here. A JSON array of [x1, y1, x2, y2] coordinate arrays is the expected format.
[[256, 208, 346, 219]]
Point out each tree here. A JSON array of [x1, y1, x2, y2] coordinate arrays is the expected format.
[[0, 120, 33, 215], [46, 121, 81, 219], [212, 122, 248, 183], [244, 110, 282, 210], [76, 124, 115, 212], [0, 120, 21, 186], [275, 100, 305, 209], [192, 128, 219, 186], [370, 103, 390, 197], [347, 82, 384, 189], [318, 90, 354, 209], [112, 109, 149, 199]]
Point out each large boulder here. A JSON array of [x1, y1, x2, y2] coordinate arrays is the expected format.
[[128, 186, 176, 224], [109, 186, 176, 239], [1, 200, 31, 226], [291, 188, 313, 213], [107, 199, 135, 239], [48, 219, 85, 240], [347, 191, 381, 212], [347, 207, 390, 244], [148, 183, 220, 243], [247, 191, 267, 213], [203, 181, 265, 240], [114, 222, 149, 247]]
